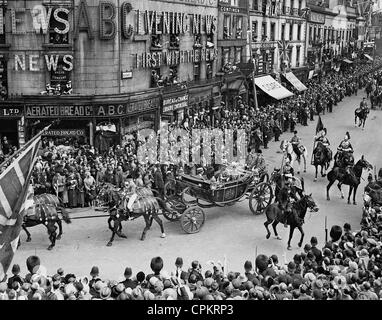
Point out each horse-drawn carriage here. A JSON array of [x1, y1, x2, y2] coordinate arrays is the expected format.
[[162, 168, 273, 234]]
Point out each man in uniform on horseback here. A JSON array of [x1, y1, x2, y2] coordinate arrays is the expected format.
[[314, 128, 332, 168], [279, 158, 298, 228], [335, 132, 354, 174], [290, 131, 302, 162]]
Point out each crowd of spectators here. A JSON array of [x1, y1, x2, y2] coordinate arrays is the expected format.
[[1, 213, 382, 300]]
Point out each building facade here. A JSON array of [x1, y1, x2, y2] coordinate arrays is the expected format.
[[306, 0, 357, 72], [0, 0, 222, 150], [249, 0, 307, 82]]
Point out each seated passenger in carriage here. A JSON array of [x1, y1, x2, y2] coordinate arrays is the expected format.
[[246, 147, 266, 173]]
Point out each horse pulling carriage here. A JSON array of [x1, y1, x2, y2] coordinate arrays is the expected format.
[[162, 168, 273, 234]]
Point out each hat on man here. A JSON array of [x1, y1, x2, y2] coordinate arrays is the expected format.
[[124, 267, 132, 277], [90, 266, 99, 277]]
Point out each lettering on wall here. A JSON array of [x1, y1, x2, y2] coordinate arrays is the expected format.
[[14, 54, 74, 72]]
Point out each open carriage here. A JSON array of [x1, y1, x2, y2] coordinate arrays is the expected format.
[[162, 169, 273, 234]]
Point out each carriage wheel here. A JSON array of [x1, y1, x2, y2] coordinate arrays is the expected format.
[[180, 206, 205, 234], [181, 187, 198, 206], [162, 197, 185, 222], [249, 182, 273, 215]]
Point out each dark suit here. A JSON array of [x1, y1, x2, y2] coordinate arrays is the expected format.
[[154, 170, 165, 197]]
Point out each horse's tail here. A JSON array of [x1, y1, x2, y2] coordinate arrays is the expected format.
[[60, 207, 71, 224]]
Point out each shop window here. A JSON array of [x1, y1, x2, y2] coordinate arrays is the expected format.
[[235, 16, 243, 39], [169, 34, 180, 50], [151, 68, 164, 88], [0, 55, 7, 101], [206, 62, 213, 79], [193, 63, 201, 81], [223, 15, 231, 39], [151, 34, 162, 50], [252, 21, 258, 42], [49, 9, 69, 45], [194, 35, 202, 49]]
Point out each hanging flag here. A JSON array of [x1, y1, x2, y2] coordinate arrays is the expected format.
[[316, 115, 324, 134], [0, 126, 48, 281]]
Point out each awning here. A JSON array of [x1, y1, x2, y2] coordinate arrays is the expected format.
[[255, 75, 294, 100], [343, 58, 353, 64], [364, 54, 374, 61], [222, 79, 245, 92], [284, 72, 307, 92]]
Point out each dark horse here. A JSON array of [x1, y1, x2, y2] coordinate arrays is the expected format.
[[21, 194, 71, 250], [326, 156, 373, 205], [355, 107, 369, 130], [264, 189, 319, 250], [312, 142, 331, 181], [97, 184, 167, 246]]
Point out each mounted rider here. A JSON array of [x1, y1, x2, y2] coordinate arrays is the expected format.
[[290, 131, 302, 161], [123, 175, 137, 221], [336, 132, 354, 174], [279, 158, 299, 228], [360, 97, 369, 110], [314, 128, 332, 164]]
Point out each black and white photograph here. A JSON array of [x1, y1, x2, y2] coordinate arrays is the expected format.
[[0, 0, 382, 310]]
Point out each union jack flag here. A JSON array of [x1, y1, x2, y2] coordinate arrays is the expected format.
[[278, 40, 290, 62], [0, 129, 45, 281]]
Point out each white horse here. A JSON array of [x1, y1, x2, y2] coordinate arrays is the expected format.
[[280, 140, 309, 174]]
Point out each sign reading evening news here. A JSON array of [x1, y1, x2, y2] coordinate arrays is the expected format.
[[1, 1, 218, 73]]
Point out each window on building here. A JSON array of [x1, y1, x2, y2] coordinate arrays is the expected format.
[[252, 21, 258, 41], [297, 24, 301, 41], [252, 0, 260, 10], [49, 9, 69, 44], [270, 22, 276, 41], [235, 16, 243, 39], [296, 46, 300, 67], [0, 8, 5, 44], [223, 15, 231, 39], [235, 48, 242, 64], [289, 24, 293, 41], [50, 57, 71, 93], [169, 34, 180, 49], [193, 63, 201, 81], [222, 48, 230, 70], [0, 55, 7, 101], [281, 24, 286, 40], [298, 0, 302, 10], [206, 62, 213, 79], [261, 22, 267, 41], [308, 25, 312, 44], [151, 68, 163, 88], [324, 28, 327, 42]]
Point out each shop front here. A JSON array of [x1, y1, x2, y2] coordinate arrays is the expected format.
[[221, 77, 248, 108], [188, 85, 214, 125], [120, 93, 161, 146], [161, 89, 189, 125], [0, 105, 24, 154]]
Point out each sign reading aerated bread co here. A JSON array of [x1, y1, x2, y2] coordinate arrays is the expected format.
[[44, 129, 86, 137], [26, 105, 93, 117]]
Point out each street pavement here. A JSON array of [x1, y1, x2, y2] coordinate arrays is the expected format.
[[12, 92, 382, 281]]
